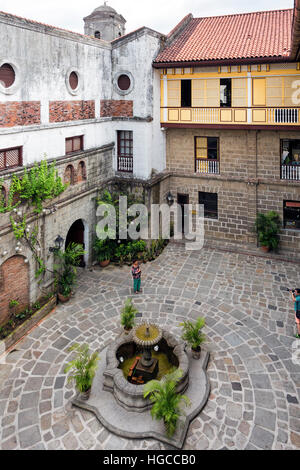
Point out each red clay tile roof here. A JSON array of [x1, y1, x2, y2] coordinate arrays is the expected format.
[[155, 9, 293, 64]]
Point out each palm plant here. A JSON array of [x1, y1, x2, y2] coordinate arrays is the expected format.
[[64, 343, 99, 398], [180, 317, 206, 356], [121, 297, 138, 331], [255, 211, 281, 251], [54, 242, 85, 299], [143, 368, 190, 438]]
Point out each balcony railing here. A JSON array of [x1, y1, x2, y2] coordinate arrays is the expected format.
[[161, 107, 300, 126], [195, 159, 219, 174], [281, 164, 300, 181], [117, 155, 133, 173]]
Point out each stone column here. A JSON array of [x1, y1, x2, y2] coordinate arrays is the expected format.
[[246, 130, 258, 246]]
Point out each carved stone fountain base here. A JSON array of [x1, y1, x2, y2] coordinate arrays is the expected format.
[[71, 343, 210, 449], [135, 357, 158, 382]]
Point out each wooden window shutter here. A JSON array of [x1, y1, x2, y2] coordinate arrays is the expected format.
[[167, 80, 181, 107], [252, 78, 266, 106], [232, 78, 247, 107]]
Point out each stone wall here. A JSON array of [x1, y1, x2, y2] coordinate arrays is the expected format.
[[164, 127, 300, 254], [0, 143, 114, 313]]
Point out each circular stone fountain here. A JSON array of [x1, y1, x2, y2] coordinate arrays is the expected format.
[[103, 326, 189, 412]]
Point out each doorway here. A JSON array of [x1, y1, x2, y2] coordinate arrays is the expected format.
[[177, 193, 189, 235], [65, 219, 85, 267]]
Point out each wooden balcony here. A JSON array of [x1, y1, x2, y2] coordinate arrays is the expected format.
[[281, 164, 300, 181], [161, 107, 300, 127]]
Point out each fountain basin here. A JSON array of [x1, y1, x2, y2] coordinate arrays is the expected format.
[[103, 328, 189, 412]]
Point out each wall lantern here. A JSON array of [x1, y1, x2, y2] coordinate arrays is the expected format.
[[49, 235, 64, 253], [166, 191, 175, 206]]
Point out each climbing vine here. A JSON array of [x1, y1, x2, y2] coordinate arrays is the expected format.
[[1, 159, 68, 284], [0, 159, 67, 214]]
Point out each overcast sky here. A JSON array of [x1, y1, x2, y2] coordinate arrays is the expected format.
[[0, 0, 294, 36]]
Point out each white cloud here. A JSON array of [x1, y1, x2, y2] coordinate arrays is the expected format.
[[0, 0, 294, 36]]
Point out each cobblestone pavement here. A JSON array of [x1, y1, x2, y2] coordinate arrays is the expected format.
[[0, 244, 300, 450]]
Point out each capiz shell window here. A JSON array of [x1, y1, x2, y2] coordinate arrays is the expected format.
[[0, 146, 22, 170], [117, 130, 133, 173], [65, 136, 84, 154], [195, 137, 219, 160]]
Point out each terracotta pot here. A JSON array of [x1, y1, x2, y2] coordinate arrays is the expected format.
[[99, 259, 110, 267], [79, 388, 91, 401], [261, 246, 270, 253], [58, 292, 71, 303], [124, 327, 132, 335], [191, 347, 201, 360]]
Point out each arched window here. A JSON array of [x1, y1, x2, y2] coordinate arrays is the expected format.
[[77, 161, 87, 183], [94, 31, 101, 39], [64, 165, 75, 185]]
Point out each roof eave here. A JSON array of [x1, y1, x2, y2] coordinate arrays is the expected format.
[[291, 0, 300, 60], [153, 56, 293, 68]]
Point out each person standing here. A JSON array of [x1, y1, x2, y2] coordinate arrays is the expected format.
[[291, 289, 300, 338], [132, 260, 141, 294]]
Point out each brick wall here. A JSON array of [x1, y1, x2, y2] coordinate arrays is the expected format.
[[0, 255, 29, 326], [100, 100, 133, 118], [0, 102, 40, 127], [49, 101, 95, 123]]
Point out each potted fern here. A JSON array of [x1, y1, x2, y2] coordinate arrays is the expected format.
[[143, 368, 191, 438], [180, 317, 206, 359], [255, 211, 281, 252], [121, 297, 138, 333], [64, 343, 99, 400]]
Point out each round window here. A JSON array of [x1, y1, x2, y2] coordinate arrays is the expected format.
[[69, 71, 79, 90], [118, 74, 131, 91], [0, 63, 15, 88]]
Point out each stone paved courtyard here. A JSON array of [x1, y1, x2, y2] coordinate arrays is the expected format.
[[0, 243, 300, 450]]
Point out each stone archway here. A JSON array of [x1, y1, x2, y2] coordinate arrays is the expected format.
[[65, 219, 88, 267], [0, 255, 29, 326]]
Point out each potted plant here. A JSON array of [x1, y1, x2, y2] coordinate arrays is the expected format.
[[143, 368, 191, 438], [55, 242, 85, 302], [180, 317, 206, 359], [93, 238, 112, 267], [64, 343, 99, 400], [255, 211, 281, 252], [121, 297, 138, 333]]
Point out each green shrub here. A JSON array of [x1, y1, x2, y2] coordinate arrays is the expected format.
[[120, 297, 138, 330], [255, 211, 281, 250], [64, 343, 99, 393], [180, 317, 206, 351], [144, 368, 190, 438]]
